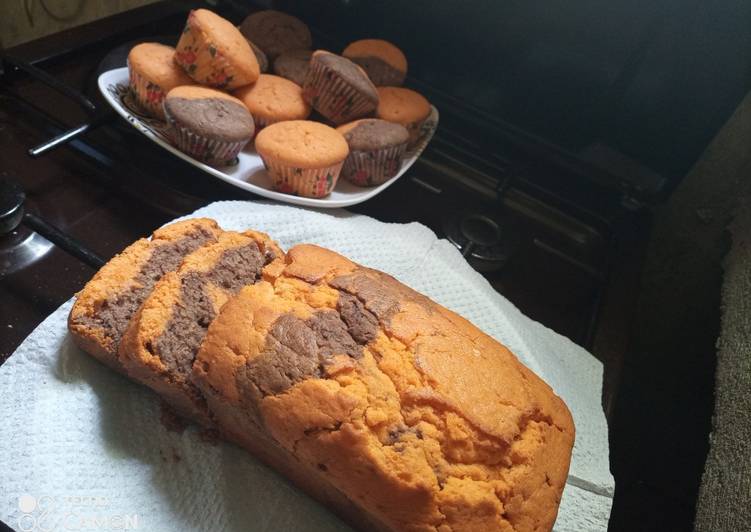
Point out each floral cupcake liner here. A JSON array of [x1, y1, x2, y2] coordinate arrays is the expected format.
[[127, 63, 167, 120], [341, 142, 407, 187], [302, 60, 376, 125], [261, 156, 343, 198], [175, 11, 242, 90], [164, 107, 249, 166]]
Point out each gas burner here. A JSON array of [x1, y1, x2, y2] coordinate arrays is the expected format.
[[0, 177, 24, 234], [0, 178, 105, 275], [443, 211, 516, 272], [0, 178, 53, 275], [0, 225, 54, 276]]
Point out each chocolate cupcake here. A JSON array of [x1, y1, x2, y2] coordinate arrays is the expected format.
[[175, 9, 260, 90], [163, 86, 254, 166], [302, 51, 379, 125], [376, 86, 431, 148], [127, 43, 193, 119], [342, 39, 408, 87], [272, 49, 312, 86], [336, 119, 409, 186], [233, 74, 310, 132], [239, 10, 312, 60], [255, 120, 349, 198]]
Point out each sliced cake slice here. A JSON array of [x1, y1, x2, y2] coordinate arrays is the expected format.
[[118, 229, 284, 425], [68, 218, 221, 371]]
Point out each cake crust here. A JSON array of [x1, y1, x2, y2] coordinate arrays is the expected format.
[[67, 218, 221, 371], [119, 230, 283, 424], [194, 243, 575, 531]]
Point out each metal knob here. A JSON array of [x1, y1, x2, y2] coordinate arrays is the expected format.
[[0, 178, 25, 235]]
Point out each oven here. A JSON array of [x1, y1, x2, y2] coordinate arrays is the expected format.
[[2, 1, 749, 531]]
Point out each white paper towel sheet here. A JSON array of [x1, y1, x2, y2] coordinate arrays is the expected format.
[[0, 201, 614, 531]]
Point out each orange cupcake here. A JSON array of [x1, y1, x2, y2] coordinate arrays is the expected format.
[[342, 39, 407, 86], [255, 120, 349, 198], [174, 9, 260, 90], [376, 86, 431, 147], [233, 74, 310, 132], [127, 43, 193, 119]]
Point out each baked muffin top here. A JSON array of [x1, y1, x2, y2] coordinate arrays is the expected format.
[[128, 43, 193, 88], [233, 74, 311, 122], [240, 10, 312, 59], [343, 39, 407, 72], [376, 87, 431, 124], [337, 118, 409, 151], [273, 49, 313, 86], [255, 120, 349, 168], [311, 51, 379, 105], [164, 86, 254, 141], [188, 9, 260, 84], [342, 39, 407, 86]]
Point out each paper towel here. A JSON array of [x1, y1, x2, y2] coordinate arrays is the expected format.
[[0, 201, 614, 531]]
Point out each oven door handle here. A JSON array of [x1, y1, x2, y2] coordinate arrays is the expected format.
[[27, 112, 114, 158]]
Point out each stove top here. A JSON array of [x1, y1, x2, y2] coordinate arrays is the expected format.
[[0, 3, 657, 530], [0, 0, 648, 382]]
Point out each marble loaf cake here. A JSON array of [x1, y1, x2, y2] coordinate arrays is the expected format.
[[69, 224, 575, 532]]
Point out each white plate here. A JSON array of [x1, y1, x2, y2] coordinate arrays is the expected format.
[[97, 67, 438, 208]]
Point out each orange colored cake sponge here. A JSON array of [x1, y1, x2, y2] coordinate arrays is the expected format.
[[194, 243, 576, 532], [67, 218, 221, 371]]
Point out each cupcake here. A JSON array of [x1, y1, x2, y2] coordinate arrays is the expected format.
[[174, 9, 260, 90], [342, 39, 407, 87], [163, 86, 255, 166], [302, 51, 379, 125], [336, 118, 409, 187], [336, 119, 409, 186], [255, 120, 349, 198], [246, 38, 269, 73], [233, 74, 311, 132], [376, 86, 431, 148], [127, 43, 193, 119], [272, 49, 312, 86], [239, 10, 312, 60]]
